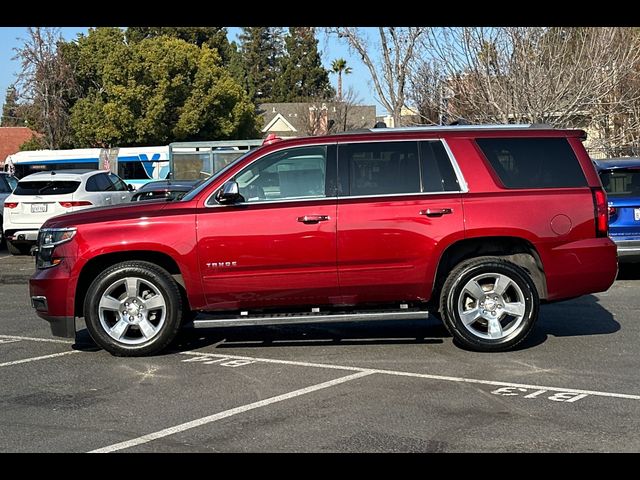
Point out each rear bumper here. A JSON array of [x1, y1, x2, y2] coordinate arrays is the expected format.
[[29, 264, 76, 338], [544, 237, 618, 301], [5, 229, 39, 242], [612, 239, 640, 262]]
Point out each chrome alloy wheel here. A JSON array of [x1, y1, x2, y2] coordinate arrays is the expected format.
[[457, 272, 526, 341], [98, 277, 167, 345]]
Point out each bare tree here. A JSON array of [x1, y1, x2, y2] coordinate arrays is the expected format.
[[418, 28, 640, 128], [328, 86, 369, 133], [295, 88, 371, 136], [327, 27, 428, 127], [13, 27, 78, 149], [408, 59, 445, 125]]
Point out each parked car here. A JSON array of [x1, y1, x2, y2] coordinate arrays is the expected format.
[[3, 169, 133, 255], [29, 125, 617, 356], [131, 180, 201, 202], [0, 172, 18, 248], [594, 158, 640, 262]]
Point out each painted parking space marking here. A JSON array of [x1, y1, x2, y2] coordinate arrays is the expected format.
[[179, 351, 640, 402], [0, 334, 74, 345], [89, 370, 374, 453], [491, 387, 588, 403], [0, 350, 80, 368], [0, 338, 21, 345]]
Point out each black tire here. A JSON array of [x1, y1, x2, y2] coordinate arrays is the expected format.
[[83, 261, 183, 356], [439, 256, 539, 352], [6, 240, 31, 255]]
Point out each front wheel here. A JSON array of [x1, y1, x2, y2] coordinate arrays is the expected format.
[[84, 261, 183, 356], [439, 256, 539, 352]]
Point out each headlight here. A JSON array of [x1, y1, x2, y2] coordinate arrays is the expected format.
[[36, 227, 77, 269]]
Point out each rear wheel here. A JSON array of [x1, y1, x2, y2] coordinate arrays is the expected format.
[[83, 261, 183, 356], [439, 256, 539, 351]]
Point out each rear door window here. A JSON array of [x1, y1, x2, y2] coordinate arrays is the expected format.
[[340, 141, 421, 196], [86, 174, 113, 192], [14, 181, 81, 195], [420, 141, 461, 192], [476, 137, 587, 189]]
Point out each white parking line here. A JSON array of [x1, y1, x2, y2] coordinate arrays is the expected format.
[[89, 370, 374, 453], [0, 255, 11, 260], [0, 350, 80, 367], [179, 351, 640, 402], [0, 334, 74, 345]]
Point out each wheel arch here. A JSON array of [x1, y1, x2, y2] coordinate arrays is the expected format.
[[432, 236, 547, 306], [74, 250, 190, 317]]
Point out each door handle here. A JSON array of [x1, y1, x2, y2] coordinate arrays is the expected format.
[[297, 215, 330, 224], [420, 208, 453, 217]]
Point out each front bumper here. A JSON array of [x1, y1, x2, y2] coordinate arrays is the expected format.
[[29, 264, 77, 339]]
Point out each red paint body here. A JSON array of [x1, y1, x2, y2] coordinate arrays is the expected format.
[[29, 128, 618, 324]]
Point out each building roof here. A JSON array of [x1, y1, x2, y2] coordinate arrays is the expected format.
[[0, 127, 39, 167], [258, 102, 377, 136]]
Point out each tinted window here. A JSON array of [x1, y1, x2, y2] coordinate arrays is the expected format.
[[0, 176, 11, 193], [14, 181, 80, 195], [118, 161, 149, 180], [108, 173, 127, 191], [86, 174, 112, 191], [420, 141, 460, 192], [341, 141, 420, 196], [229, 146, 327, 203], [476, 138, 587, 189], [14, 163, 98, 179], [599, 168, 640, 197]]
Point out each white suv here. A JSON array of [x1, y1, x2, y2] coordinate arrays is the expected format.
[[0, 172, 19, 249], [3, 169, 133, 255]]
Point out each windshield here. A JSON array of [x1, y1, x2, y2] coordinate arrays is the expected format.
[[180, 150, 255, 202], [599, 168, 640, 197]]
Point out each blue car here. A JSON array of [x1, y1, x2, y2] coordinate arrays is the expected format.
[[594, 158, 640, 262]]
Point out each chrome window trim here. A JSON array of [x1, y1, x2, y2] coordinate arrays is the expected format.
[[203, 138, 469, 208], [205, 196, 338, 209], [440, 138, 469, 193]]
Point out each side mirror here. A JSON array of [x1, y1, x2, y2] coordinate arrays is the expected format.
[[127, 184, 135, 191], [217, 181, 243, 204]]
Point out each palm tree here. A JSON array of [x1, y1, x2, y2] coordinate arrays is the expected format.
[[331, 58, 352, 101]]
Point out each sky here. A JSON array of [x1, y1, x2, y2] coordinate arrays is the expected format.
[[0, 27, 383, 122]]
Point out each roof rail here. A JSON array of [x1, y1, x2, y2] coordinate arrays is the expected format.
[[367, 124, 554, 133]]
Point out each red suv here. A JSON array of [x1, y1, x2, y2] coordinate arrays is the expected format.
[[29, 125, 618, 356]]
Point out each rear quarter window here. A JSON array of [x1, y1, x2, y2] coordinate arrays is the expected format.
[[476, 137, 587, 189], [14, 180, 81, 195]]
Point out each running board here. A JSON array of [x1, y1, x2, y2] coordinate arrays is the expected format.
[[192, 309, 429, 328]]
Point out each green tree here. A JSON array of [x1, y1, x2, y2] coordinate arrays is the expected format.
[[13, 27, 78, 148], [272, 27, 334, 102], [330, 58, 352, 101], [125, 27, 234, 65], [1, 85, 23, 126], [68, 32, 259, 147], [237, 27, 283, 103]]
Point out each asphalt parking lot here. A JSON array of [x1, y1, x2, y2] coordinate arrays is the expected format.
[[1, 249, 639, 452]]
